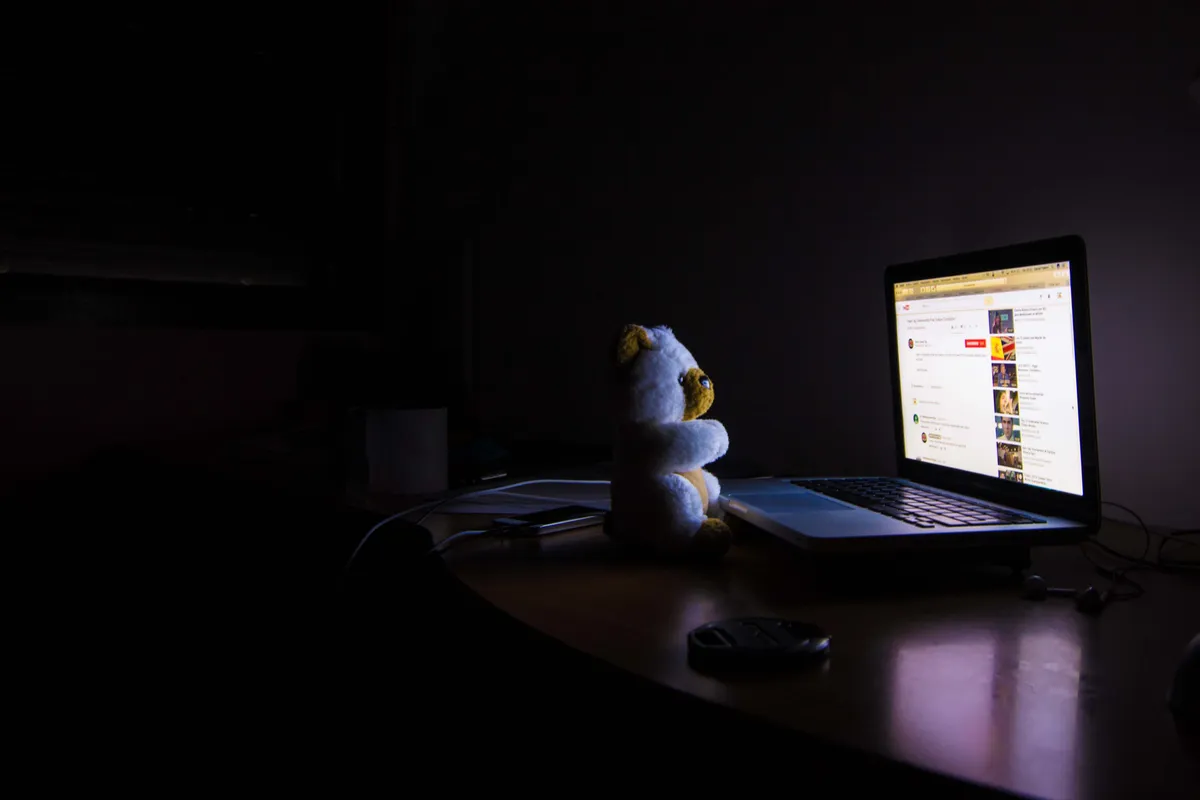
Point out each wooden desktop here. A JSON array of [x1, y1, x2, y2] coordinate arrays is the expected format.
[[424, 513, 1199, 798]]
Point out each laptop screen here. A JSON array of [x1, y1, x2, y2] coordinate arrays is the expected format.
[[893, 260, 1083, 495]]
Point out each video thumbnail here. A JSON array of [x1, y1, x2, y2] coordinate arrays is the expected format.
[[995, 415, 1021, 442], [989, 309, 1015, 334], [998, 468, 1024, 483], [991, 363, 1018, 388], [994, 389, 1020, 416], [997, 442, 1023, 470], [990, 336, 1016, 361]]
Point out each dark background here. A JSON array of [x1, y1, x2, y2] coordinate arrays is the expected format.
[[1, 1, 1197, 530], [468, 1, 1200, 529]]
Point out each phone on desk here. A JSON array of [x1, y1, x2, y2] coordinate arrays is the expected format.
[[491, 505, 606, 537]]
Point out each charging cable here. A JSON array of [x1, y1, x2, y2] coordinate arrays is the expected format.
[[427, 529, 491, 555], [343, 478, 610, 573]]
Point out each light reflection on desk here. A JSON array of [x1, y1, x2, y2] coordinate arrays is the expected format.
[[1010, 630, 1083, 800], [672, 586, 736, 646], [888, 636, 1000, 777], [887, 622, 1083, 800]]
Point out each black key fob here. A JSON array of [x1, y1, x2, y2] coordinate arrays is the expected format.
[[687, 617, 831, 673]]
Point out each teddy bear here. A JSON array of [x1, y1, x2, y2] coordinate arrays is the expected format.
[[606, 323, 732, 558]]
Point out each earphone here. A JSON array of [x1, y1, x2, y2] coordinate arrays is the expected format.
[[1022, 574, 1111, 615], [1074, 585, 1110, 615]]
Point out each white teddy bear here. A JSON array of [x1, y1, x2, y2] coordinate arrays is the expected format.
[[607, 324, 732, 558]]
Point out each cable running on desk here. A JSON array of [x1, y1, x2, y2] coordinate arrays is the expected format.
[[343, 478, 610, 573]]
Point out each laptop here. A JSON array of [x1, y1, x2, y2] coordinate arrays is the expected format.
[[719, 235, 1101, 552]]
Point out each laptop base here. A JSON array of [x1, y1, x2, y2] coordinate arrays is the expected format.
[[727, 513, 1034, 575]]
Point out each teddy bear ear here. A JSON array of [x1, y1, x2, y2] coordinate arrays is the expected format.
[[615, 324, 653, 366]]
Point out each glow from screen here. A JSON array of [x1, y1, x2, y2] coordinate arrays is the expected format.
[[894, 261, 1083, 495]]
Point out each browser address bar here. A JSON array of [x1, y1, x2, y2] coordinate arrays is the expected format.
[[934, 277, 1006, 291]]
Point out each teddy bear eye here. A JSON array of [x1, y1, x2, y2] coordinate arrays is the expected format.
[[678, 374, 685, 385]]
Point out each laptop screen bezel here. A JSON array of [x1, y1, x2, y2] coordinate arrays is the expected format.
[[884, 235, 1100, 525]]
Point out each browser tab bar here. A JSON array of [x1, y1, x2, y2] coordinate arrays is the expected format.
[[895, 262, 1070, 301]]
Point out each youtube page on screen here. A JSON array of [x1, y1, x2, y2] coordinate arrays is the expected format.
[[894, 261, 1083, 495]]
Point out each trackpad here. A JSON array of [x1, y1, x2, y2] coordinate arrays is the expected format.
[[738, 491, 852, 514]]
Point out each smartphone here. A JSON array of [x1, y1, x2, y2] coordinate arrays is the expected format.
[[491, 505, 606, 537]]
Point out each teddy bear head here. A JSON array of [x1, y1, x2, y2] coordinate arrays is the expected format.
[[612, 324, 714, 424]]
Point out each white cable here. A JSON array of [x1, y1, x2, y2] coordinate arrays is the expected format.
[[428, 529, 489, 555], [343, 478, 610, 572]]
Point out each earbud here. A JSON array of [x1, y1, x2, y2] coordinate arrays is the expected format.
[[1074, 585, 1110, 615], [1022, 574, 1076, 600], [1022, 575, 1110, 614]]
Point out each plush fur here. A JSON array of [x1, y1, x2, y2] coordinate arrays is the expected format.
[[607, 324, 732, 558]]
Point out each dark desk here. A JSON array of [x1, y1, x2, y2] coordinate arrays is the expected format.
[[435, 517, 1200, 799]]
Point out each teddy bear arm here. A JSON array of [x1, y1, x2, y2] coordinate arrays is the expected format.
[[702, 470, 722, 515], [637, 421, 726, 473]]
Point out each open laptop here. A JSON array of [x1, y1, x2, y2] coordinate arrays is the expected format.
[[719, 235, 1101, 552]]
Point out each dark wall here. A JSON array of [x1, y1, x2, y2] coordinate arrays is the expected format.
[[0, 5, 398, 491], [471, 4, 1200, 527], [0, 328, 311, 488]]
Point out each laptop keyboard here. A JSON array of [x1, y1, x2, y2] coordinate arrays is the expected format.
[[791, 478, 1044, 528]]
